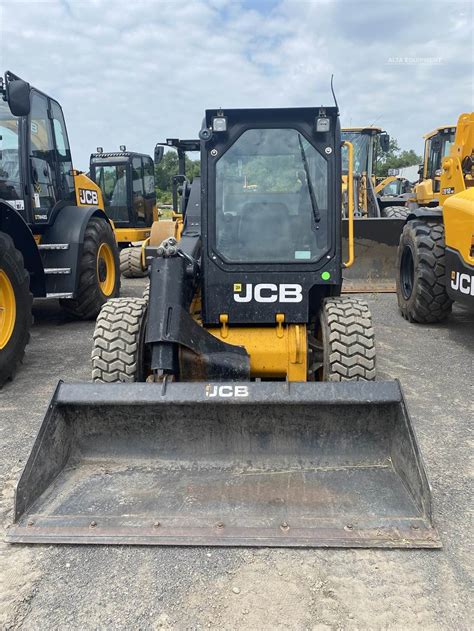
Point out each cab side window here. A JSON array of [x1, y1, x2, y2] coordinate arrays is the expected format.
[[29, 92, 56, 212], [51, 101, 75, 202], [143, 157, 155, 196], [132, 157, 145, 221]]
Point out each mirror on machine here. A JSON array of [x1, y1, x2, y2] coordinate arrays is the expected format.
[[154, 144, 164, 165], [6, 77, 31, 117], [379, 132, 390, 153]]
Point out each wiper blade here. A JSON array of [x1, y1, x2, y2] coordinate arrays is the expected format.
[[298, 135, 320, 223]]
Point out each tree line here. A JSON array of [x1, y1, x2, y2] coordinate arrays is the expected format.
[[155, 138, 422, 203]]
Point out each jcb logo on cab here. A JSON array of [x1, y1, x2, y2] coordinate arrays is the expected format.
[[79, 189, 99, 205], [233, 283, 303, 303]]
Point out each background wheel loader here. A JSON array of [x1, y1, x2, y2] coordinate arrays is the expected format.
[[397, 112, 474, 322], [409, 124, 457, 208], [340, 128, 410, 292], [89, 147, 160, 278], [0, 71, 120, 387], [376, 170, 413, 213], [7, 106, 439, 549]]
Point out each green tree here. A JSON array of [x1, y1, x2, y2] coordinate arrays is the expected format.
[[375, 137, 422, 177], [155, 151, 200, 204]]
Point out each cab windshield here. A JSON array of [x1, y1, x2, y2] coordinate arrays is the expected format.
[[93, 163, 129, 222], [215, 128, 329, 263], [341, 131, 371, 175], [0, 101, 22, 201]]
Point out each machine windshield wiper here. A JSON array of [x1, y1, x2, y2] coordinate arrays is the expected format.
[[298, 134, 320, 223]]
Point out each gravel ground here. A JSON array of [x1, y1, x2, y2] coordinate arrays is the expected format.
[[0, 279, 472, 630]]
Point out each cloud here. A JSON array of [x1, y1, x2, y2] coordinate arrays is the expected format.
[[1, 0, 472, 168]]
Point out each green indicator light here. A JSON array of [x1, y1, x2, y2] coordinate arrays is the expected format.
[[321, 271, 331, 280]]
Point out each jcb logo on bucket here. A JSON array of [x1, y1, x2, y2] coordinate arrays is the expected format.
[[450, 271, 474, 295], [78, 188, 99, 205], [205, 385, 249, 398], [233, 283, 303, 303]]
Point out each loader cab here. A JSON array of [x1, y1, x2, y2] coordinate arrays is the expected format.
[[422, 126, 456, 192], [341, 128, 389, 176], [0, 72, 76, 228], [89, 150, 156, 228], [340, 127, 389, 216], [199, 107, 341, 326]]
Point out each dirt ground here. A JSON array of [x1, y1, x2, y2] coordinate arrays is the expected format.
[[0, 279, 472, 630]]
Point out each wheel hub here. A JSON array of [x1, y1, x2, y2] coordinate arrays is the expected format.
[[400, 245, 415, 300], [0, 269, 16, 349], [96, 243, 116, 296]]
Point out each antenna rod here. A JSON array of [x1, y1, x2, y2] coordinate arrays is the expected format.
[[331, 74, 339, 112]]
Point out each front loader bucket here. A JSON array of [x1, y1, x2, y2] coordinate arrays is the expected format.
[[342, 217, 405, 292], [6, 381, 440, 548]]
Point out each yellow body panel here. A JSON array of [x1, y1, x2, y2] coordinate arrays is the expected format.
[[443, 188, 474, 266], [74, 172, 104, 209], [439, 113, 474, 206], [414, 178, 435, 205], [207, 322, 307, 381], [115, 227, 151, 243], [149, 218, 183, 246]]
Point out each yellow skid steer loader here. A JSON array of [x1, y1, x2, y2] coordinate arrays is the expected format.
[[6, 107, 439, 548]]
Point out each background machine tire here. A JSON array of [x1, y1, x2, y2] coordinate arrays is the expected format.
[[60, 217, 120, 320], [396, 220, 452, 323], [119, 246, 147, 278], [0, 232, 33, 387], [380, 206, 409, 219], [316, 297, 376, 381], [92, 297, 148, 382]]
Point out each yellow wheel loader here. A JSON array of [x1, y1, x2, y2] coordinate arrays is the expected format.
[[89, 146, 162, 278], [7, 107, 439, 549], [340, 128, 409, 292], [397, 113, 474, 322], [410, 125, 457, 208], [0, 71, 120, 386]]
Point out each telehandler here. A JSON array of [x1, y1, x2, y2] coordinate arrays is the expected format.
[[89, 148, 159, 278], [7, 106, 439, 549], [0, 71, 120, 387], [397, 112, 474, 322]]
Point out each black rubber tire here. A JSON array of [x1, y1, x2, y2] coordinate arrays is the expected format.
[[318, 297, 376, 381], [92, 297, 148, 382], [381, 206, 409, 219], [120, 246, 146, 278], [60, 217, 120, 320], [396, 220, 452, 323], [0, 232, 33, 387]]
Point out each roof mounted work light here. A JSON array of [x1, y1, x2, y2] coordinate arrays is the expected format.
[[212, 113, 227, 132]]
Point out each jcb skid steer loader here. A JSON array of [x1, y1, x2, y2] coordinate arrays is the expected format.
[[6, 107, 440, 548]]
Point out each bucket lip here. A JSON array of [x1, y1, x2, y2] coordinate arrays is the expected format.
[[5, 517, 442, 549], [55, 380, 403, 406]]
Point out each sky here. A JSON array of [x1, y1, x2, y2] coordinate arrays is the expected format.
[[1, 0, 472, 169]]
